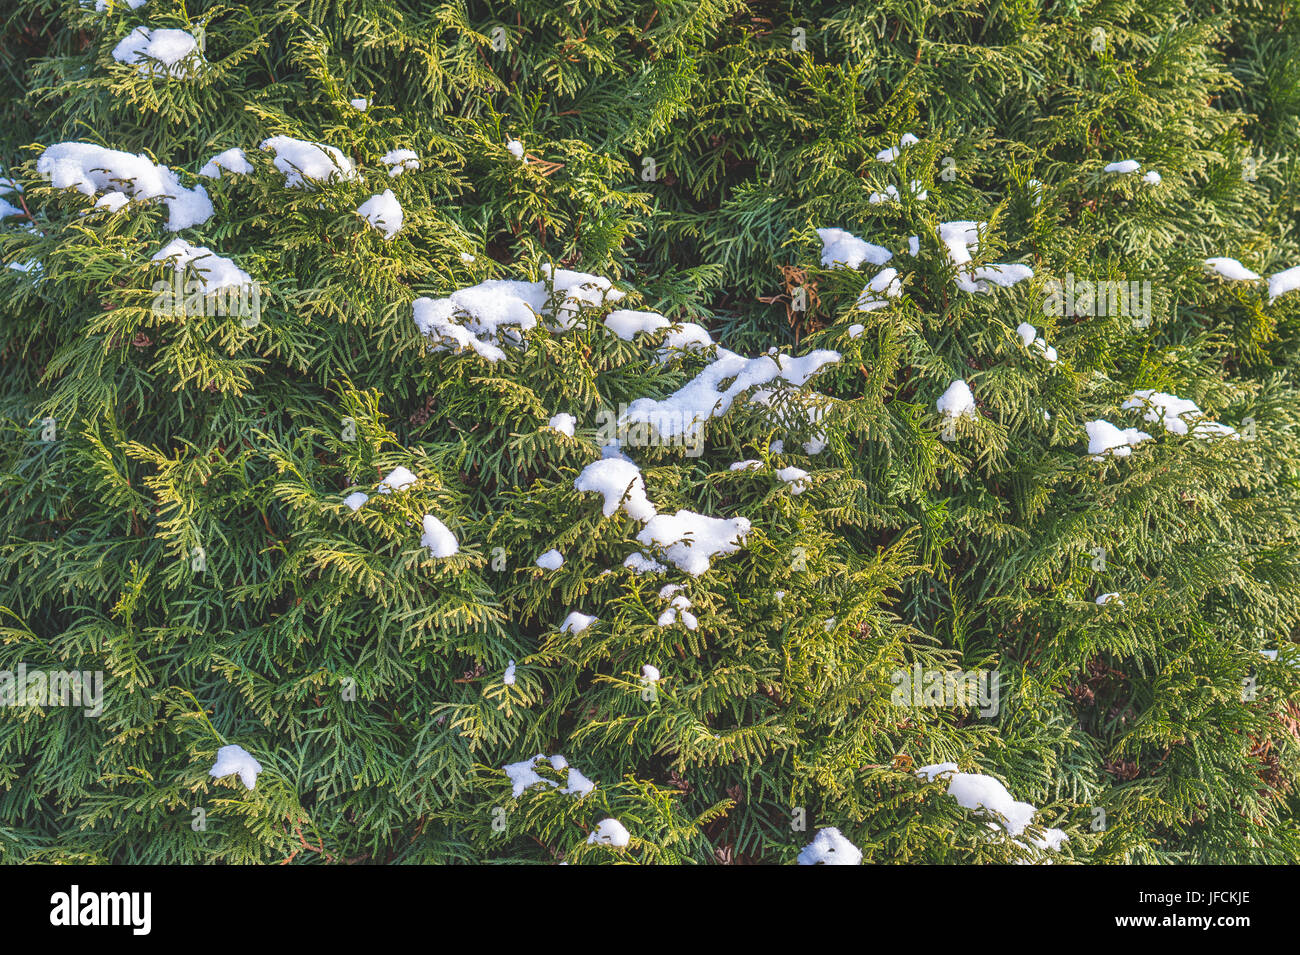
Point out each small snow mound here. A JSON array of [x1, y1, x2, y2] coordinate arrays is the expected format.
[[381, 148, 420, 177], [37, 142, 212, 231], [112, 27, 204, 78], [936, 379, 977, 419], [560, 611, 597, 634], [420, 515, 459, 558], [356, 190, 403, 239], [199, 147, 253, 180], [260, 136, 357, 189], [378, 466, 417, 493], [797, 827, 862, 865], [816, 227, 893, 269], [547, 413, 576, 437], [209, 744, 262, 790], [1205, 257, 1260, 282], [587, 818, 630, 847]]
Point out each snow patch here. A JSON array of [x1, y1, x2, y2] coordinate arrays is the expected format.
[[209, 744, 262, 790], [381, 149, 420, 177], [37, 142, 213, 231], [797, 827, 862, 865], [198, 147, 253, 180], [356, 189, 403, 238], [420, 515, 458, 558], [112, 27, 204, 78], [260, 136, 357, 189]]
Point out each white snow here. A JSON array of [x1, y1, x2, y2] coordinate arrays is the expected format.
[[776, 465, 810, 494], [624, 553, 666, 575], [1121, 389, 1238, 440], [560, 611, 597, 634], [816, 227, 893, 269], [355, 189, 403, 239], [562, 767, 596, 796], [619, 348, 839, 439], [547, 413, 576, 437], [876, 132, 920, 164], [378, 466, 417, 493], [503, 754, 594, 798], [797, 827, 862, 865], [604, 309, 669, 340], [152, 239, 251, 291], [1205, 257, 1260, 282], [92, 191, 128, 213], [938, 220, 1033, 293], [503, 754, 550, 797], [657, 584, 698, 630], [343, 491, 368, 511], [260, 136, 357, 188], [1268, 265, 1300, 302], [112, 27, 204, 78], [1014, 322, 1057, 364], [1142, 170, 1162, 185], [1104, 160, 1141, 175], [917, 763, 1066, 851], [574, 458, 656, 522], [642, 664, 661, 682], [936, 379, 977, 419], [412, 266, 624, 359], [420, 515, 459, 558], [503, 660, 516, 685], [198, 147, 253, 180], [1096, 593, 1123, 606], [587, 818, 630, 847], [350, 97, 369, 111], [1085, 419, 1152, 459], [0, 179, 22, 219], [209, 744, 262, 790], [506, 139, 525, 160], [658, 321, 717, 359], [37, 142, 213, 231], [856, 267, 902, 312], [536, 549, 564, 570], [380, 148, 420, 177], [636, 510, 750, 577], [870, 180, 927, 204]]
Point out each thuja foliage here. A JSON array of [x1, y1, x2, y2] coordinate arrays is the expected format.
[[2, 0, 1300, 864]]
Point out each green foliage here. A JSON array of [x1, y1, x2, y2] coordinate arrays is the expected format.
[[2, 0, 1300, 864]]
